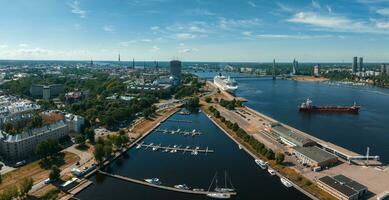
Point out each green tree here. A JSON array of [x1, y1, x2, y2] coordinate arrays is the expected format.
[[275, 153, 285, 165], [94, 144, 105, 163], [265, 149, 275, 160], [75, 134, 86, 146], [19, 177, 33, 197], [35, 140, 62, 159], [204, 96, 212, 103], [85, 128, 95, 143], [0, 185, 19, 200], [112, 135, 123, 148], [27, 114, 43, 129], [103, 144, 112, 158], [49, 165, 61, 181]]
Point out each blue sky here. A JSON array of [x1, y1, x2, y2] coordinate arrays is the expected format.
[[1, 0, 389, 62]]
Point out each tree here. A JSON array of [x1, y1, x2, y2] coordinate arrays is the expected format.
[[103, 144, 112, 158], [85, 128, 95, 143], [112, 135, 123, 148], [49, 165, 61, 181], [75, 134, 86, 146], [275, 153, 285, 165], [121, 135, 129, 145], [35, 139, 62, 159], [19, 177, 33, 197], [27, 114, 43, 129], [94, 144, 104, 163], [118, 129, 125, 135], [205, 96, 212, 103], [0, 185, 19, 200], [265, 149, 275, 160]]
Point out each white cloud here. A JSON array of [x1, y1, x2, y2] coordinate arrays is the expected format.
[[19, 43, 28, 47], [287, 11, 389, 34], [219, 17, 261, 29], [242, 31, 253, 36], [311, 0, 321, 9], [0, 44, 8, 48], [377, 8, 389, 16], [151, 26, 160, 31], [255, 34, 333, 39], [275, 2, 293, 12], [175, 33, 197, 39], [119, 40, 136, 47], [248, 1, 257, 8], [179, 48, 199, 53], [103, 25, 115, 33], [150, 46, 160, 52], [68, 1, 86, 18], [376, 21, 389, 29]]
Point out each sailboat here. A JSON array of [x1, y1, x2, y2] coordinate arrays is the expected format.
[[214, 171, 235, 193], [206, 172, 234, 199]]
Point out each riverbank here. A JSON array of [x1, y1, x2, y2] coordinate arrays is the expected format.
[[288, 75, 329, 82], [59, 105, 181, 200], [202, 80, 389, 199], [201, 105, 334, 200]]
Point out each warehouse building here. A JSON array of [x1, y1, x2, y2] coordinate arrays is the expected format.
[[318, 175, 367, 200], [293, 146, 338, 168], [271, 125, 316, 147]]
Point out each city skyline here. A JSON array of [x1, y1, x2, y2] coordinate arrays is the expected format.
[[1, 0, 389, 62]]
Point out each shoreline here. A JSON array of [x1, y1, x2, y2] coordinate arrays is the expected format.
[[203, 109, 320, 200]]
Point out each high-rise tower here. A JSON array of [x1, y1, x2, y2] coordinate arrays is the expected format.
[[118, 52, 121, 63], [352, 57, 358, 73], [132, 58, 135, 69], [272, 59, 276, 80], [358, 57, 364, 72]]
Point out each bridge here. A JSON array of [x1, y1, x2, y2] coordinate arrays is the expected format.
[[98, 171, 237, 197]]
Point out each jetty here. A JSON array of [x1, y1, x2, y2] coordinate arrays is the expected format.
[[98, 171, 237, 197], [135, 143, 214, 154], [155, 128, 202, 137], [167, 119, 193, 123]]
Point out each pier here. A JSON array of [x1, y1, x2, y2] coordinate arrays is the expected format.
[[154, 128, 202, 137], [167, 119, 193, 123], [136, 143, 214, 154], [98, 171, 237, 197]]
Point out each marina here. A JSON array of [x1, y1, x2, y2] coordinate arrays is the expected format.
[[154, 128, 202, 137], [135, 142, 214, 154], [98, 171, 237, 197]]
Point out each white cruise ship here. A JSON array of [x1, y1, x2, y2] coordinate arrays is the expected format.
[[213, 73, 238, 93]]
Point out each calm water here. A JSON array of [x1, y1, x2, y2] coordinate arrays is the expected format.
[[196, 71, 389, 163], [76, 112, 309, 199]]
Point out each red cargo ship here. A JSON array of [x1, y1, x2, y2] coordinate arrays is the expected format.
[[299, 99, 360, 114]]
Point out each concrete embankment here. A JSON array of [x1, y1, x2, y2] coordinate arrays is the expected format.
[[203, 108, 319, 200]]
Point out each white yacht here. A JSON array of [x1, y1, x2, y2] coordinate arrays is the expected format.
[[267, 168, 276, 176], [144, 178, 161, 185], [206, 193, 231, 199], [174, 184, 190, 190], [255, 159, 267, 170], [280, 177, 293, 188], [213, 73, 238, 93]]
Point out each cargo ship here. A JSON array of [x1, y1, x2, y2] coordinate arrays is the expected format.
[[299, 99, 360, 114]]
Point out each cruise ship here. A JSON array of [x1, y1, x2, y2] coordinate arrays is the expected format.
[[213, 73, 238, 93]]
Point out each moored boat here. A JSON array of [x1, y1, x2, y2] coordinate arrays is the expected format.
[[206, 193, 231, 199], [255, 159, 267, 169], [268, 168, 276, 176], [144, 178, 161, 185], [174, 184, 190, 190], [280, 177, 293, 188]]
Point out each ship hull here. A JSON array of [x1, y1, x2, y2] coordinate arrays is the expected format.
[[299, 106, 360, 114]]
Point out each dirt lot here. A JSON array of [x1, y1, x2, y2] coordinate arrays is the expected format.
[[0, 152, 79, 192]]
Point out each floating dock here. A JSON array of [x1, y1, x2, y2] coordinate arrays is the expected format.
[[135, 143, 214, 154], [155, 128, 202, 137], [98, 171, 236, 197], [167, 119, 193, 123]]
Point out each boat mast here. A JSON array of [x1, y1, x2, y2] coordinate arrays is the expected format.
[[208, 172, 217, 192]]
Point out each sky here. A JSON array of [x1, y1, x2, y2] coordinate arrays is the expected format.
[[1, 0, 389, 62]]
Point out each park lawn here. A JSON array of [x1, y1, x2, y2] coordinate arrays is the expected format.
[[0, 152, 79, 192]]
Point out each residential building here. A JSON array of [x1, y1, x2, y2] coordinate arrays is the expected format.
[[30, 84, 64, 99], [65, 113, 85, 133], [0, 121, 69, 160], [318, 175, 367, 200], [358, 57, 363, 72], [313, 64, 320, 77], [170, 60, 182, 84]]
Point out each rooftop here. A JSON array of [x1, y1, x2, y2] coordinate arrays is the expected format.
[[293, 146, 337, 163], [272, 125, 315, 147]]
